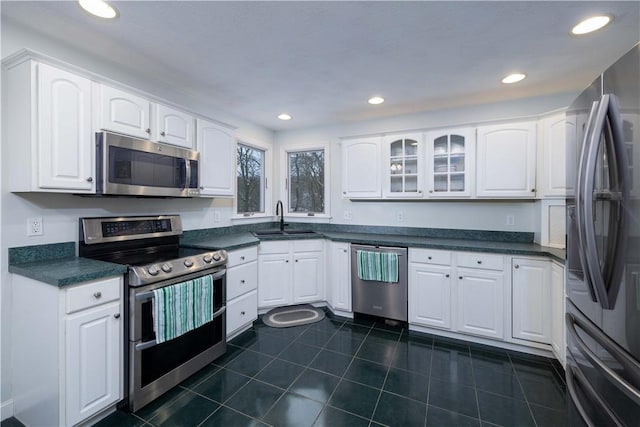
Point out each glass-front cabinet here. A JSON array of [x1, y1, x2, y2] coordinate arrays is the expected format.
[[425, 128, 474, 197], [383, 133, 424, 198]]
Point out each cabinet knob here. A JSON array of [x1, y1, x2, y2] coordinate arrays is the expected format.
[[295, 259, 299, 262], [343, 249, 348, 253], [459, 276, 463, 280], [514, 264, 520, 269], [445, 274, 450, 278], [240, 256, 245, 260], [343, 191, 346, 195], [200, 186, 204, 190], [477, 260, 482, 264], [160, 131, 166, 137], [113, 313, 121, 319], [86, 177, 93, 182], [241, 311, 246, 315], [145, 128, 151, 134], [240, 279, 245, 284], [428, 256, 432, 260], [93, 291, 102, 299], [286, 260, 289, 263], [429, 190, 433, 193], [531, 188, 535, 192]]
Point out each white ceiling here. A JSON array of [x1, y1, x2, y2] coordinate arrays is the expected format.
[[2, 1, 639, 131]]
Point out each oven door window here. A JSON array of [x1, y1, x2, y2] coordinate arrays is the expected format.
[[109, 146, 186, 188]]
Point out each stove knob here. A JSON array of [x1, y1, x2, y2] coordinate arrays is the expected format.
[[203, 254, 213, 263], [213, 253, 221, 262], [184, 258, 194, 268], [161, 263, 173, 273], [148, 265, 160, 276]]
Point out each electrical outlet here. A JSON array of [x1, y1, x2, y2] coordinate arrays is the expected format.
[[27, 217, 43, 236], [343, 211, 352, 220], [213, 211, 221, 222], [506, 215, 515, 226], [397, 211, 404, 222]]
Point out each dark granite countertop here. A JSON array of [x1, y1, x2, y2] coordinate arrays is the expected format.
[[9, 257, 127, 287], [182, 230, 566, 263]]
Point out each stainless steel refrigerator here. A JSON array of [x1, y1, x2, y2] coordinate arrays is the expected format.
[[565, 43, 640, 426]]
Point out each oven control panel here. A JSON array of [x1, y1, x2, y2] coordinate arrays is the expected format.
[[129, 250, 227, 286]]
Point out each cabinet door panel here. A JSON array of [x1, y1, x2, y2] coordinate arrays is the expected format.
[[227, 290, 258, 336], [476, 122, 536, 197], [293, 253, 323, 303], [342, 138, 381, 198], [99, 85, 150, 139], [258, 254, 290, 308], [409, 264, 452, 329], [37, 63, 94, 191], [197, 120, 235, 196], [66, 302, 121, 426], [512, 258, 551, 343], [329, 242, 351, 311], [156, 104, 194, 148], [457, 269, 504, 339]]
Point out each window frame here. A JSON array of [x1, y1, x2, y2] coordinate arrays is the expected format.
[[280, 142, 331, 220], [234, 137, 272, 220]]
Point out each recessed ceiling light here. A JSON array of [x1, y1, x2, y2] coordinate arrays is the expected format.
[[501, 73, 526, 84], [78, 0, 118, 19], [368, 96, 385, 105], [277, 113, 292, 121], [571, 15, 612, 35]]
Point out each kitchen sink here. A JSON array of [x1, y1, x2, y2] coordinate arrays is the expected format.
[[252, 229, 318, 237]]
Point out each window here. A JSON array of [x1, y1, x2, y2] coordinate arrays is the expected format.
[[287, 149, 326, 214], [237, 143, 265, 215]]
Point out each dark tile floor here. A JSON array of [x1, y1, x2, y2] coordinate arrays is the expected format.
[[3, 313, 569, 427]]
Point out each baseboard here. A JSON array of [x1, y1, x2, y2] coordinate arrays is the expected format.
[[1, 399, 14, 421]]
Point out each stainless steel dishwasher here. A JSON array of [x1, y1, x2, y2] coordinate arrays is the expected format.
[[351, 244, 408, 322]]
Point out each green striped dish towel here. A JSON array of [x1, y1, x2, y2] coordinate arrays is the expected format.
[[357, 250, 399, 283], [152, 275, 214, 344]]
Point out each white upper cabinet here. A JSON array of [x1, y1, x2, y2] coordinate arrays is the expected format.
[[197, 119, 236, 197], [425, 128, 474, 198], [6, 60, 95, 193], [341, 137, 382, 198], [155, 104, 195, 149], [382, 133, 424, 198], [476, 121, 537, 198], [538, 112, 574, 198], [97, 84, 151, 139]]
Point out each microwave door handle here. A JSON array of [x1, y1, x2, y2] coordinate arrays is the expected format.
[[184, 158, 191, 189], [566, 363, 624, 427], [575, 100, 601, 303]]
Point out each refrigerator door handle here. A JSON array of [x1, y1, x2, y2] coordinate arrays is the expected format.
[[566, 362, 624, 427], [575, 100, 601, 303], [580, 94, 629, 309], [566, 312, 640, 405]]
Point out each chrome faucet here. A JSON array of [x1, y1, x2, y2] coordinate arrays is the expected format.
[[276, 200, 285, 231]]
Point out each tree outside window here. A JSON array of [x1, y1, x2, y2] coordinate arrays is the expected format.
[[288, 149, 324, 214], [237, 143, 265, 214]]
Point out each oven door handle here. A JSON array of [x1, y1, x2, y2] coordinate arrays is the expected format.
[[135, 269, 227, 301], [135, 306, 226, 351]]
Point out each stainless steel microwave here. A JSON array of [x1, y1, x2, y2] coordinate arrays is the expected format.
[[96, 131, 200, 197]]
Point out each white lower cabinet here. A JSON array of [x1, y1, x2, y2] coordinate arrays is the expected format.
[[327, 241, 352, 314], [409, 249, 453, 330], [257, 240, 324, 309], [457, 267, 505, 340], [225, 246, 258, 338], [12, 275, 123, 427], [511, 257, 552, 344], [550, 261, 566, 366]]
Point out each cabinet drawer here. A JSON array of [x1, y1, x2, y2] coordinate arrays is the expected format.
[[227, 261, 258, 300], [227, 246, 258, 268], [259, 241, 290, 255], [409, 248, 452, 265], [227, 290, 258, 335], [66, 277, 121, 314], [456, 252, 504, 271]]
